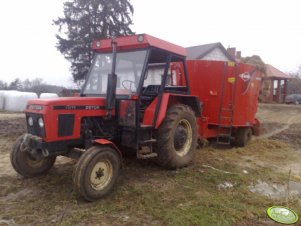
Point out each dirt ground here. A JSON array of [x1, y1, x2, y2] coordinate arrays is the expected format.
[[1, 104, 301, 226]]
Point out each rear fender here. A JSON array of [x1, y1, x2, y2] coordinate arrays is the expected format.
[[93, 139, 122, 158], [143, 93, 201, 129]]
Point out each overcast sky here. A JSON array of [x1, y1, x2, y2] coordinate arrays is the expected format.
[[0, 0, 300, 86]]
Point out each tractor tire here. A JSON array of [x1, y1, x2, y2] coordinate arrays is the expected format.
[[10, 134, 56, 177], [73, 145, 121, 201], [155, 104, 197, 169], [234, 127, 252, 147]]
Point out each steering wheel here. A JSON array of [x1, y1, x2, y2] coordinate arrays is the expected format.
[[122, 80, 135, 91]]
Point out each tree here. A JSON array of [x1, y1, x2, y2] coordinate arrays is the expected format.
[[22, 79, 32, 91], [287, 75, 301, 94], [22, 78, 45, 91], [287, 67, 301, 94], [241, 55, 266, 74], [0, 80, 8, 90], [8, 78, 23, 90], [54, 0, 134, 81], [241, 55, 267, 102]]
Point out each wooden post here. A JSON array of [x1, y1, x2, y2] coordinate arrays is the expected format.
[[270, 79, 274, 102], [277, 79, 281, 103], [283, 79, 288, 103]]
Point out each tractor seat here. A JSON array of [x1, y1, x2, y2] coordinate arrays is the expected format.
[[141, 85, 160, 100], [140, 85, 160, 110]]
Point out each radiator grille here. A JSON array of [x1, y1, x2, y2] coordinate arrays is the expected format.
[[26, 113, 46, 138], [58, 114, 75, 137]]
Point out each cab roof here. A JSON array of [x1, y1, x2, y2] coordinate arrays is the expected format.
[[91, 34, 186, 57]]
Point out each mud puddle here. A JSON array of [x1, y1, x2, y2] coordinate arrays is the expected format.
[[249, 180, 301, 199]]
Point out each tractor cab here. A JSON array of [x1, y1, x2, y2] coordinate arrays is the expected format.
[[81, 34, 194, 150], [84, 34, 188, 99], [83, 34, 189, 117]]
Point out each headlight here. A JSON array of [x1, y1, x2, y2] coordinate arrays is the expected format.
[[28, 117, 33, 126], [38, 118, 44, 127]]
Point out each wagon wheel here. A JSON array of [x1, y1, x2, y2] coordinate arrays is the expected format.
[[234, 127, 252, 147]]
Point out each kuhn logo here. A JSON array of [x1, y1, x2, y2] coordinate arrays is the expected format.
[[239, 73, 251, 82]]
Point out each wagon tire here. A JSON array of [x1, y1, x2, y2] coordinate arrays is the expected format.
[[73, 146, 120, 201], [10, 134, 56, 178], [234, 127, 252, 147], [155, 104, 197, 169]]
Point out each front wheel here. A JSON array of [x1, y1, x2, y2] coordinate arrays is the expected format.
[[155, 104, 198, 169], [10, 134, 56, 177], [73, 145, 121, 201]]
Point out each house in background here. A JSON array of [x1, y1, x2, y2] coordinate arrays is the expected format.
[[186, 43, 235, 61], [261, 64, 292, 103], [227, 47, 242, 62]]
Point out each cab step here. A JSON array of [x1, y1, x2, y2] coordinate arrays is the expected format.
[[139, 139, 157, 145], [139, 124, 153, 130], [137, 152, 158, 159], [218, 133, 232, 137], [137, 147, 158, 159]]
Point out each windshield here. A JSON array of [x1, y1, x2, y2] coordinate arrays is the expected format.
[[83, 50, 147, 95]]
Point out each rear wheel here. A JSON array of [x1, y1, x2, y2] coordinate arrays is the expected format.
[[73, 146, 121, 201], [234, 127, 252, 147], [10, 134, 56, 177], [155, 104, 197, 169]]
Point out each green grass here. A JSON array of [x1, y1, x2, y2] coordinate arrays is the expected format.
[[1, 140, 301, 226], [64, 158, 296, 226]]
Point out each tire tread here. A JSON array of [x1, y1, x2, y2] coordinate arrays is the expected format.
[[155, 104, 198, 169]]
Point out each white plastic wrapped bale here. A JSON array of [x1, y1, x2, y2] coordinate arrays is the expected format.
[[20, 92, 38, 111], [4, 91, 38, 112], [0, 90, 5, 110], [3, 91, 20, 112], [40, 93, 58, 99], [3, 90, 19, 111]]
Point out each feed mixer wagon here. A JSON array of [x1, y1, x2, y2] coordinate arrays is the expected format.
[[186, 60, 262, 146]]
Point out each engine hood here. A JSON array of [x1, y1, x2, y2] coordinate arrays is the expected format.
[[25, 97, 113, 142], [26, 97, 107, 111]]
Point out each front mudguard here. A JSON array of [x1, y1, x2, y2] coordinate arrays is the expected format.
[[93, 139, 122, 159]]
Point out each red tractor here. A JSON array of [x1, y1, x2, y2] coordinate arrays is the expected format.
[[11, 34, 261, 201]]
